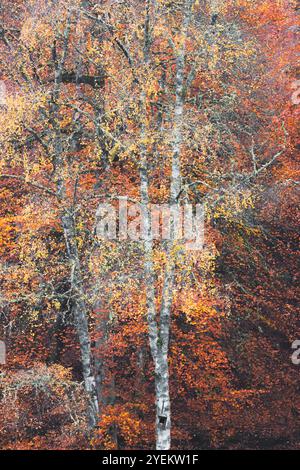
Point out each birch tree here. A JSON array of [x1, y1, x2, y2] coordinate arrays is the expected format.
[[0, 0, 295, 450], [0, 1, 105, 429], [138, 0, 193, 450]]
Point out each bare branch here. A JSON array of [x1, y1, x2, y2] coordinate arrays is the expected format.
[[0, 174, 57, 197]]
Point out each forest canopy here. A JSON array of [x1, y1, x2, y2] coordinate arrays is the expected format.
[[0, 0, 299, 451]]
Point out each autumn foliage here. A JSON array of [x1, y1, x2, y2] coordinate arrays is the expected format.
[[0, 0, 299, 450]]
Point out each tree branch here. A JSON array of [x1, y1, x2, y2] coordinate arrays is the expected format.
[[0, 174, 57, 197]]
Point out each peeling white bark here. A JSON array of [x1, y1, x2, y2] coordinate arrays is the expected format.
[[50, 13, 99, 429], [61, 213, 99, 429], [140, 0, 193, 450]]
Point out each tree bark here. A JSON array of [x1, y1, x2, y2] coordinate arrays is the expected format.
[[61, 211, 99, 429], [139, 0, 192, 450], [50, 12, 99, 429], [156, 1, 192, 448]]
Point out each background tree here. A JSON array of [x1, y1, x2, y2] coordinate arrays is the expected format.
[[0, 0, 298, 450]]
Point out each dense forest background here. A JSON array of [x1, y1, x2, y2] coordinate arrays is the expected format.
[[0, 0, 299, 450]]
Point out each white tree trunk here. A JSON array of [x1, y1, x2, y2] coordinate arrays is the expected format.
[[61, 212, 99, 429], [155, 353, 171, 449], [155, 0, 193, 449], [140, 0, 193, 450], [50, 13, 99, 429]]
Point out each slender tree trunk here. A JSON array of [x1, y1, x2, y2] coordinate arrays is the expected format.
[[155, 262, 174, 449], [61, 211, 99, 429], [50, 11, 99, 429], [139, 0, 192, 449], [156, 0, 193, 449], [154, 352, 171, 449], [139, 0, 166, 450]]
